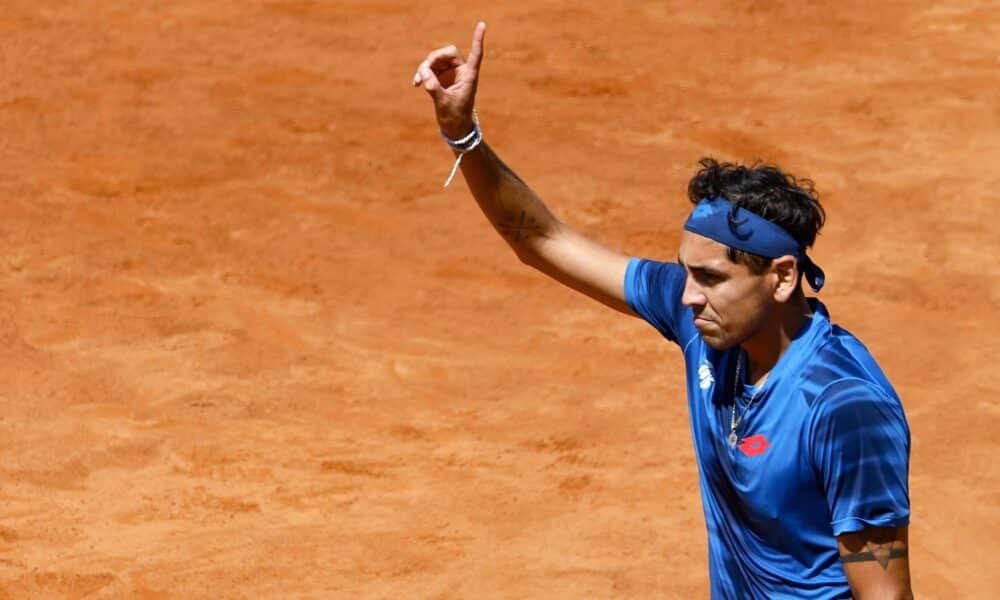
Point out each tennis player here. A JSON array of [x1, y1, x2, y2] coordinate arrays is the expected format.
[[413, 23, 912, 599]]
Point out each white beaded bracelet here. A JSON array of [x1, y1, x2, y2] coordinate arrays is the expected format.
[[440, 113, 483, 188]]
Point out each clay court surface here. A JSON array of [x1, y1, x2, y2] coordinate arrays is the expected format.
[[1, 1, 998, 597]]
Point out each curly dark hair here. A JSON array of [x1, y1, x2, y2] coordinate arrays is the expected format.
[[686, 157, 826, 275]]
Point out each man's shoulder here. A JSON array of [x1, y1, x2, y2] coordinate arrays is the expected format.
[[801, 369, 909, 448], [625, 258, 695, 346], [797, 325, 899, 409], [628, 257, 685, 284]]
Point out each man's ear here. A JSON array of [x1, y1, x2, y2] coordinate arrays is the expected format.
[[771, 255, 799, 302]]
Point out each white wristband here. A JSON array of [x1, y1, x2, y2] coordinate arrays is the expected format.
[[440, 114, 483, 188]]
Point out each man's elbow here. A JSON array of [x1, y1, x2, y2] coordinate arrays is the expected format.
[[884, 588, 914, 600], [853, 582, 913, 600], [511, 244, 543, 269]]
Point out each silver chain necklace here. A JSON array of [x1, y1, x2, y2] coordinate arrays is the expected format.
[[729, 351, 761, 448]]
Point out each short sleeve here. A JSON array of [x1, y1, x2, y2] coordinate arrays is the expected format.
[[809, 379, 911, 536], [624, 258, 692, 346]]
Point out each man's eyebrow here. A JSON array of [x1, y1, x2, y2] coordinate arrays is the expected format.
[[678, 256, 725, 276]]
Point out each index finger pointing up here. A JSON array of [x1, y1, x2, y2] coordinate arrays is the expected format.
[[468, 22, 486, 70]]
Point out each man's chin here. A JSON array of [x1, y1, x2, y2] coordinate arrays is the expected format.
[[699, 332, 737, 351]]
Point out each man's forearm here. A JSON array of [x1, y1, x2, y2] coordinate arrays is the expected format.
[[455, 142, 560, 260], [415, 27, 632, 314]]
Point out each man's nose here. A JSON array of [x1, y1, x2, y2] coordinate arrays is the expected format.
[[681, 277, 705, 308]]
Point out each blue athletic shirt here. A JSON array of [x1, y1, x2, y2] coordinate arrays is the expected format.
[[624, 258, 910, 599]]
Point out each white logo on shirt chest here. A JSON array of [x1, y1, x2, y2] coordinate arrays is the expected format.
[[698, 361, 715, 390]]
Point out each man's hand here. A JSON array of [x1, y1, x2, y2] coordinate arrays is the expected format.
[[412, 22, 486, 139]]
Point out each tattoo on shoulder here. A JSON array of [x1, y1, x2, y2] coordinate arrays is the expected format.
[[841, 540, 908, 570]]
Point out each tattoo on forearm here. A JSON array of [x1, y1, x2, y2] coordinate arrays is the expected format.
[[482, 144, 554, 241], [496, 209, 547, 241], [841, 541, 908, 570]]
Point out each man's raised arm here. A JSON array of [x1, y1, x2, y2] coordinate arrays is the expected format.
[[412, 23, 635, 315]]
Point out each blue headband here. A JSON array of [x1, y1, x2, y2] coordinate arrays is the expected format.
[[683, 197, 825, 292]]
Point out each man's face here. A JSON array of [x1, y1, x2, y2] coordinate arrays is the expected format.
[[677, 231, 774, 350]]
